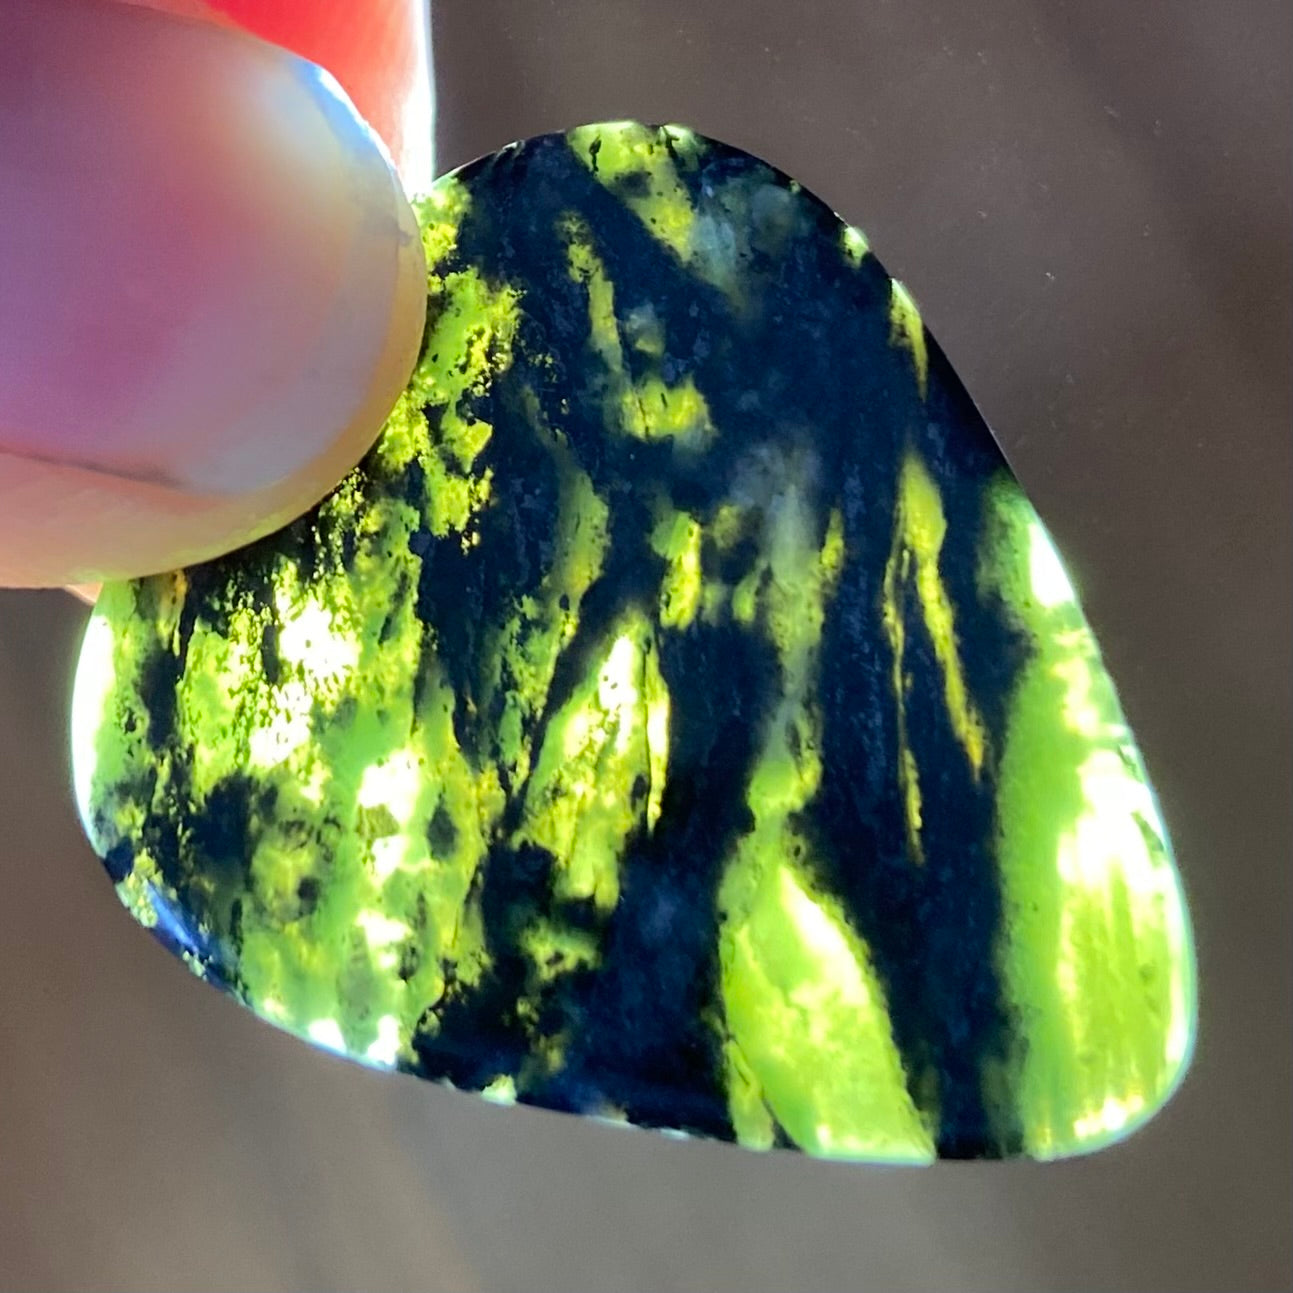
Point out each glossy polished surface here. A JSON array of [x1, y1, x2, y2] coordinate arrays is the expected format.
[[1, 3, 1288, 1289]]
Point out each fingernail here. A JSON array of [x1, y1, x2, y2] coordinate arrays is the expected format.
[[175, 50, 425, 494], [0, 0, 426, 496]]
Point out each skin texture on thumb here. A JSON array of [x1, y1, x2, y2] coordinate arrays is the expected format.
[[0, 0, 428, 588]]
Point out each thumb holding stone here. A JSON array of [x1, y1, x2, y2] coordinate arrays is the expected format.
[[0, 0, 428, 587]]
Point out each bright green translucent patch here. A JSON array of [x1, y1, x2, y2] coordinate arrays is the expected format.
[[513, 610, 666, 913], [980, 476, 1196, 1157], [722, 861, 935, 1162]]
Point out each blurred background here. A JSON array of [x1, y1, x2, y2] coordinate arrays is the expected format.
[[2, 1, 1290, 1289]]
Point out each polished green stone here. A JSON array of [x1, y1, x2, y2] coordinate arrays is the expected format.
[[72, 122, 1195, 1161]]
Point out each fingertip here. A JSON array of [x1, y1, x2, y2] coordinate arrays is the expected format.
[[0, 0, 427, 588]]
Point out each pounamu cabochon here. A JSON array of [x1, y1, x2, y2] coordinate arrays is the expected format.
[[72, 122, 1195, 1162]]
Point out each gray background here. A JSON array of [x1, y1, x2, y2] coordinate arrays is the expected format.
[[2, 1, 1290, 1289]]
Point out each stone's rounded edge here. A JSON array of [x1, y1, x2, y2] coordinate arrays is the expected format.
[[1031, 1038, 1197, 1163], [1069, 564, 1199, 1161], [1077, 564, 1199, 1161], [1038, 851, 1199, 1162], [442, 120, 888, 282], [979, 480, 1198, 1162], [1119, 738, 1200, 1136]]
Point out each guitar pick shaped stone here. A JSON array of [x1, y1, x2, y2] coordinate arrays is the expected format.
[[72, 122, 1195, 1161]]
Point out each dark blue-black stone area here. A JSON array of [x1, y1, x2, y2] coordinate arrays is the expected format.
[[398, 125, 1027, 1156]]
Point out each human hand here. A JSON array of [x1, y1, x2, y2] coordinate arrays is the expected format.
[[0, 0, 430, 589]]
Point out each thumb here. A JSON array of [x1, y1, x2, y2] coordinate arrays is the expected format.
[[0, 0, 427, 588]]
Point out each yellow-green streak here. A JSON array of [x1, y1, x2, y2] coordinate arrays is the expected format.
[[841, 224, 870, 266], [569, 121, 700, 263], [482, 390, 612, 791], [889, 281, 928, 399], [569, 122, 804, 313], [651, 509, 704, 629], [565, 221, 716, 451], [513, 610, 665, 913], [882, 450, 990, 861]]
